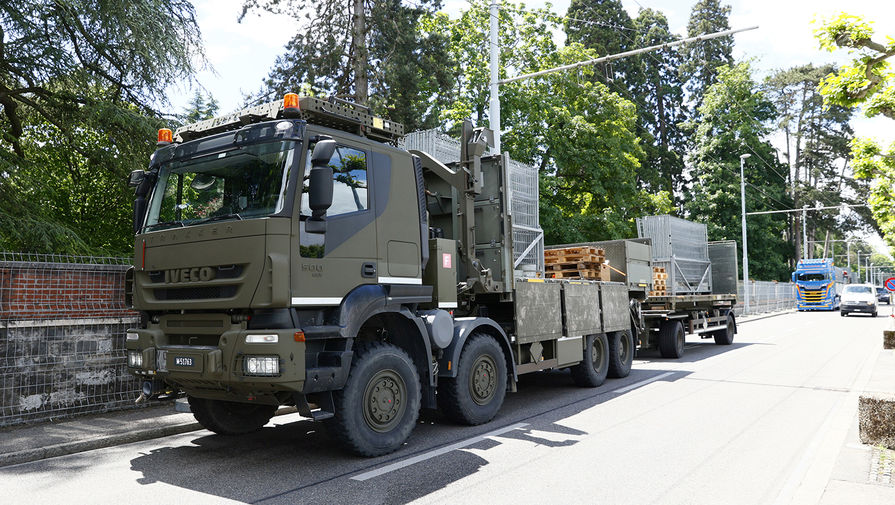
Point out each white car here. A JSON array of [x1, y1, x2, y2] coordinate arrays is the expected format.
[[840, 284, 878, 317]]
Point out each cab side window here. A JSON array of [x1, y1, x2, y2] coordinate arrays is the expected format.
[[299, 144, 369, 258]]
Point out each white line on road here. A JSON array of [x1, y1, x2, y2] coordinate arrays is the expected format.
[[350, 422, 530, 481], [611, 372, 675, 394]]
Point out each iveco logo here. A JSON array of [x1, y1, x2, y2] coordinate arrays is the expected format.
[[164, 267, 215, 283]]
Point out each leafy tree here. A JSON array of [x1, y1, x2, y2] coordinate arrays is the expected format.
[[679, 0, 734, 111], [243, 0, 452, 132], [631, 8, 687, 199], [763, 64, 868, 262], [564, 0, 639, 85], [815, 13, 895, 251], [0, 0, 204, 254], [182, 90, 220, 124], [432, 2, 671, 243], [684, 63, 793, 280]]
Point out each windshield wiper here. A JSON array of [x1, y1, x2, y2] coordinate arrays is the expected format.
[[144, 220, 185, 232], [195, 213, 243, 224]]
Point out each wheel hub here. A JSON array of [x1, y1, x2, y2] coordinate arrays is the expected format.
[[470, 355, 497, 405], [363, 370, 406, 433]]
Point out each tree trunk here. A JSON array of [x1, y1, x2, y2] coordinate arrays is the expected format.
[[352, 0, 368, 105]]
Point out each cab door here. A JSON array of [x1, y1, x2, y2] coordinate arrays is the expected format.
[[291, 131, 378, 306]]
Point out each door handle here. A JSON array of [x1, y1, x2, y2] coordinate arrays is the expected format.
[[362, 262, 377, 278]]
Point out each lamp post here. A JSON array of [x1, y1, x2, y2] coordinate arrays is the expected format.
[[740, 153, 751, 314]]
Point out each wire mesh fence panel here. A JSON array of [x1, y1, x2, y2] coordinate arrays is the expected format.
[[734, 281, 798, 315], [0, 255, 143, 427]]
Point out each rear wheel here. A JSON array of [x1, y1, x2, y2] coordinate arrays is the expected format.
[[439, 334, 507, 425], [328, 341, 421, 457], [659, 320, 685, 358], [607, 330, 634, 378], [712, 313, 735, 345], [188, 396, 277, 435], [571, 333, 610, 387]]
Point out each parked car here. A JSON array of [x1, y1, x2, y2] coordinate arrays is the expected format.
[[875, 286, 891, 305], [840, 284, 878, 317]]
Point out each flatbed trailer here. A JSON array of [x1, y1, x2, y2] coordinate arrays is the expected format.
[[637, 293, 738, 358]]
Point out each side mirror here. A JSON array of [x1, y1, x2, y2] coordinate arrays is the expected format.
[[791, 272, 796, 282], [306, 140, 337, 234], [128, 170, 146, 188]]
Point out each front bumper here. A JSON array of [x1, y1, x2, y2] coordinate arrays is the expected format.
[[840, 303, 876, 313], [125, 327, 307, 398]]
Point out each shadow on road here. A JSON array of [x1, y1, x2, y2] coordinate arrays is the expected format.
[[125, 366, 691, 505]]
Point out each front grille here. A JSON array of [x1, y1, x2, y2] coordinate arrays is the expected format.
[[800, 288, 827, 303], [154, 285, 238, 300], [149, 264, 244, 283], [167, 334, 221, 346]]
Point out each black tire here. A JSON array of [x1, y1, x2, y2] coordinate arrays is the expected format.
[[188, 396, 277, 435], [607, 330, 634, 378], [328, 341, 421, 457], [872, 311, 878, 317], [570, 333, 610, 387], [712, 313, 735, 345], [439, 334, 507, 425], [658, 320, 685, 358], [841, 311, 847, 317]]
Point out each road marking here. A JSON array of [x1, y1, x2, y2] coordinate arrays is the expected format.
[[350, 422, 529, 481], [611, 372, 675, 394]]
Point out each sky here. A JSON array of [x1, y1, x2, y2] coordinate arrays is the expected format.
[[169, 0, 895, 255]]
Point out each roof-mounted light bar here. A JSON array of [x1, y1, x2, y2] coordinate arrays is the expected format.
[[172, 95, 404, 144]]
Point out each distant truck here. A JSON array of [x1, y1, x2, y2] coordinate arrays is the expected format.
[[124, 95, 737, 457], [792, 258, 852, 310]]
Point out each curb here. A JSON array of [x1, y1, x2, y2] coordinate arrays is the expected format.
[[738, 309, 795, 324], [0, 421, 202, 468]]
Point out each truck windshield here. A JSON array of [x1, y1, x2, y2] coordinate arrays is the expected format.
[[797, 273, 827, 281], [145, 141, 297, 231]]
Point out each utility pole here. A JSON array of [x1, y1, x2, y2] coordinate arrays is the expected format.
[[740, 153, 751, 314], [489, 0, 500, 154], [802, 206, 808, 259]]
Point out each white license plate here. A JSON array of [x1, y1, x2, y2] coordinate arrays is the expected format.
[[174, 356, 194, 367]]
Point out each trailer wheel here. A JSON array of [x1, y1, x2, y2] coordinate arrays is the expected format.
[[712, 313, 736, 345], [607, 330, 634, 378], [571, 333, 610, 387], [439, 333, 507, 426], [658, 320, 685, 358], [328, 341, 421, 457], [188, 396, 277, 435]]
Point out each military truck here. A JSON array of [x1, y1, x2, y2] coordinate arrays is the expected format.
[[124, 94, 733, 456]]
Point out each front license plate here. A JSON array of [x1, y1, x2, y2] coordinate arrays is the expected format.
[[174, 356, 194, 367]]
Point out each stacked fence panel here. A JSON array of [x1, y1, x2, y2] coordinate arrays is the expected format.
[[404, 129, 544, 272], [637, 215, 712, 294], [0, 253, 142, 427]]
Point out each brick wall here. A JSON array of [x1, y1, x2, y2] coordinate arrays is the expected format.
[[0, 257, 144, 427]]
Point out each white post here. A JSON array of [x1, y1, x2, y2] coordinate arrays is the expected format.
[[802, 207, 808, 259], [740, 153, 751, 314], [489, 0, 501, 154]]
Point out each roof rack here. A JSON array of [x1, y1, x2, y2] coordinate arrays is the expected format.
[[174, 95, 404, 144]]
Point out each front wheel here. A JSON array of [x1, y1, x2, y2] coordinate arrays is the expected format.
[[840, 311, 847, 317], [439, 333, 508, 425], [328, 342, 421, 457], [607, 330, 634, 378], [571, 333, 610, 387], [188, 396, 277, 435]]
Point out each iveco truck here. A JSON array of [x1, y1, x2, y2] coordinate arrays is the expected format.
[[125, 95, 737, 456]]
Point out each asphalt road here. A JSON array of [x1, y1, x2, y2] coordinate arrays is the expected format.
[[2, 309, 889, 504]]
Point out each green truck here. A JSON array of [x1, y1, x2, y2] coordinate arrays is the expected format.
[[125, 95, 736, 456]]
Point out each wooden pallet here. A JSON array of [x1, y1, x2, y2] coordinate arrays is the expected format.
[[649, 290, 668, 297], [653, 272, 668, 280], [545, 246, 602, 257], [549, 261, 604, 271], [652, 266, 666, 273]]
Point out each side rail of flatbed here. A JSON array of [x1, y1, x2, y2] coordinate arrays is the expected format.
[[638, 293, 738, 358]]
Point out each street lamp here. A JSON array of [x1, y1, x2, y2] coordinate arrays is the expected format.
[[740, 153, 751, 314]]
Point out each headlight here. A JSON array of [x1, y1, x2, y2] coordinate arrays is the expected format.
[[126, 331, 139, 341], [244, 356, 279, 376], [245, 334, 278, 343], [128, 350, 143, 368]]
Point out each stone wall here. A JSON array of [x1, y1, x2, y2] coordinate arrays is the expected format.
[[0, 258, 142, 426]]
